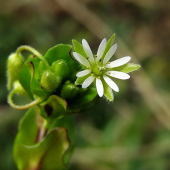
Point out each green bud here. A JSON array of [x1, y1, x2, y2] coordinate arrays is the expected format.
[[40, 70, 61, 92], [13, 81, 26, 95], [7, 53, 24, 90], [61, 82, 79, 99], [52, 60, 69, 79]]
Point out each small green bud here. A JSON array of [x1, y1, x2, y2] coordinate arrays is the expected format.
[[52, 60, 69, 79], [40, 70, 61, 92], [61, 82, 79, 99], [7, 53, 24, 90], [13, 81, 26, 95]]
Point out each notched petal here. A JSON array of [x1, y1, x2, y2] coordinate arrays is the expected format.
[[82, 76, 95, 88], [106, 71, 130, 80], [103, 44, 117, 65], [96, 38, 107, 62], [106, 56, 131, 68], [103, 75, 119, 92], [82, 39, 94, 63], [96, 78, 104, 97], [73, 52, 90, 67], [76, 69, 91, 77]]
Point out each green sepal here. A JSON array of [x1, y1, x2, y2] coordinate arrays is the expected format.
[[111, 63, 141, 73], [102, 79, 114, 101], [40, 95, 68, 119], [72, 39, 88, 69], [72, 39, 87, 58], [75, 74, 90, 85], [101, 34, 115, 59], [13, 107, 69, 170]]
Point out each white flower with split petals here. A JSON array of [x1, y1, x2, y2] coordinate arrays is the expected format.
[[72, 35, 140, 101]]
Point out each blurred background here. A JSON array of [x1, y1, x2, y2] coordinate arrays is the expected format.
[[1, 0, 170, 169]]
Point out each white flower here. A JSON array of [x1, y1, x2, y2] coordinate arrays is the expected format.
[[73, 38, 131, 98]]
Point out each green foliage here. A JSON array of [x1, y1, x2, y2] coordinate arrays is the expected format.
[[7, 42, 99, 170], [13, 108, 70, 170]]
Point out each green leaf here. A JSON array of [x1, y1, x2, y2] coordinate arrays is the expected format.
[[44, 44, 79, 73], [14, 107, 69, 170], [112, 63, 141, 73], [48, 115, 76, 165], [72, 39, 87, 58], [40, 95, 68, 119], [19, 64, 34, 100], [14, 107, 38, 146], [102, 34, 115, 58]]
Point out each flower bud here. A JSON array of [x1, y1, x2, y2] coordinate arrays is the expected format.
[[52, 60, 69, 79], [61, 82, 79, 99], [13, 81, 26, 95], [40, 70, 61, 92], [7, 53, 24, 90]]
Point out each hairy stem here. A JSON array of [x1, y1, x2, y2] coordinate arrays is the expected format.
[[16, 45, 49, 66], [8, 89, 47, 110]]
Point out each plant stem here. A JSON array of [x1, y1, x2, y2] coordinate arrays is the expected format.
[[8, 89, 47, 110], [16, 45, 49, 66]]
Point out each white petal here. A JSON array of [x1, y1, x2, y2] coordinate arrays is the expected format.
[[103, 44, 117, 65], [76, 69, 91, 77], [82, 76, 95, 88], [103, 75, 119, 92], [82, 39, 94, 63], [96, 78, 104, 97], [96, 38, 107, 62], [106, 71, 130, 80], [73, 52, 90, 67], [106, 56, 131, 68]]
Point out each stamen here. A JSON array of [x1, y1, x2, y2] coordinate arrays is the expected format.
[[99, 59, 101, 62], [94, 55, 97, 57]]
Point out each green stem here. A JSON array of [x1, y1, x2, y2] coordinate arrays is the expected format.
[[16, 45, 49, 66], [8, 89, 47, 110]]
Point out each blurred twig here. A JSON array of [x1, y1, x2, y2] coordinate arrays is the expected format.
[[71, 139, 170, 165], [55, 0, 170, 130]]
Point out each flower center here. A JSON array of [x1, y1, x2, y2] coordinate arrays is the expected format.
[[92, 64, 101, 76]]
